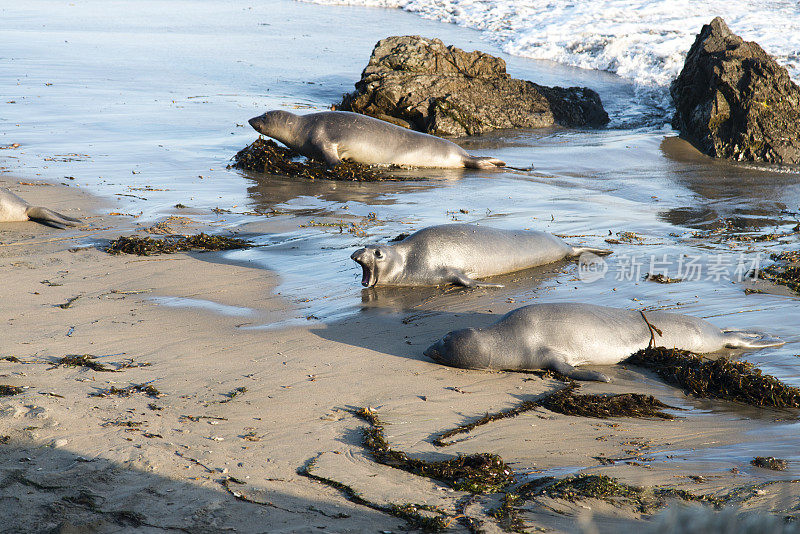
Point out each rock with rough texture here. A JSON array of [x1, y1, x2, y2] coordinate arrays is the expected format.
[[671, 17, 800, 164], [336, 36, 609, 136]]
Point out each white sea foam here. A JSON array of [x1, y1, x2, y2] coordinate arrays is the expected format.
[[306, 0, 800, 120]]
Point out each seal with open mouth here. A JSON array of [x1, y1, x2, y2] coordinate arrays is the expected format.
[[350, 223, 612, 287]]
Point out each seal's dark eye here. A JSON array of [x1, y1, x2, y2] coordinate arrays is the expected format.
[[374, 249, 383, 258]]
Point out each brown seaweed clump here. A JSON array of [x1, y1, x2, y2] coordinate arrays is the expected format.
[[758, 252, 800, 294], [105, 233, 252, 256], [539, 386, 676, 420], [356, 407, 515, 493], [91, 383, 162, 399], [55, 354, 115, 372], [230, 138, 391, 181], [645, 273, 683, 284], [432, 385, 675, 447], [627, 347, 800, 408], [751, 456, 788, 471], [0, 385, 24, 396]]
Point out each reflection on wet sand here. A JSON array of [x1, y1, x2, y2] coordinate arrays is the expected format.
[[357, 261, 570, 313], [659, 136, 800, 231], [240, 167, 461, 212]]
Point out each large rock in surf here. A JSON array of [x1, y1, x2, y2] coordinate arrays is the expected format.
[[336, 35, 609, 137], [671, 17, 800, 165]]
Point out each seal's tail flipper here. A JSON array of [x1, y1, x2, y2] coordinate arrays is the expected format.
[[722, 330, 785, 349], [25, 206, 82, 229], [569, 246, 614, 257], [464, 156, 506, 169]]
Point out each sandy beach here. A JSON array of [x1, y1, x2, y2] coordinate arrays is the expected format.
[[0, 178, 798, 533], [3, 0, 800, 532]]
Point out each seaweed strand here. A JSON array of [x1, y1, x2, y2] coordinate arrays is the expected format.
[[627, 347, 800, 408]]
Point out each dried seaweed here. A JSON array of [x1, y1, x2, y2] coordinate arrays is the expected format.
[[91, 383, 162, 398], [219, 386, 247, 403], [55, 354, 116, 372], [230, 138, 395, 181], [105, 233, 252, 256], [101, 420, 143, 428], [626, 347, 800, 408], [0, 385, 24, 396], [52, 355, 149, 372], [55, 296, 81, 309], [432, 385, 674, 447], [356, 407, 514, 493], [751, 456, 788, 471], [1, 356, 21, 363]]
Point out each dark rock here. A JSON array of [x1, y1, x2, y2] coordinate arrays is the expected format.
[[336, 36, 609, 137], [671, 17, 800, 164]]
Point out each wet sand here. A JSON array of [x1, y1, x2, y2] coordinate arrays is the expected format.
[[2, 0, 800, 532], [1, 176, 798, 533]]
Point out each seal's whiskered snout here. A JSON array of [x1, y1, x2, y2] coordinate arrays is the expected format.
[[424, 342, 443, 362], [248, 115, 265, 132]]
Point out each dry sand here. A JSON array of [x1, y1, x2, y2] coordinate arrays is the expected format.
[[1, 177, 797, 533]]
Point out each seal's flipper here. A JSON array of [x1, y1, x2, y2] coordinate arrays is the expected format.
[[447, 269, 504, 288], [569, 246, 613, 257], [25, 207, 82, 229], [318, 143, 342, 167], [464, 156, 506, 169], [544, 354, 610, 382], [722, 330, 785, 349]]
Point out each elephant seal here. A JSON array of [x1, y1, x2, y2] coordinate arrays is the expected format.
[[424, 303, 785, 381], [248, 110, 505, 169], [0, 188, 82, 228], [350, 224, 612, 287]]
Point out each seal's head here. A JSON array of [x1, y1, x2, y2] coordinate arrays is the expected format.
[[350, 244, 403, 287], [248, 110, 298, 143], [424, 328, 492, 369]]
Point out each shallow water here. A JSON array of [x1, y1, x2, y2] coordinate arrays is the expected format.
[[3, 0, 800, 483]]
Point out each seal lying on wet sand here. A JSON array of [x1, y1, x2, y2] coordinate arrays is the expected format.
[[351, 224, 611, 287], [425, 303, 784, 381], [248, 110, 505, 169], [0, 188, 82, 228]]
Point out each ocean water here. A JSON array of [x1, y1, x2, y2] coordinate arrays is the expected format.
[[307, 0, 800, 123], [2, 0, 800, 479]]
